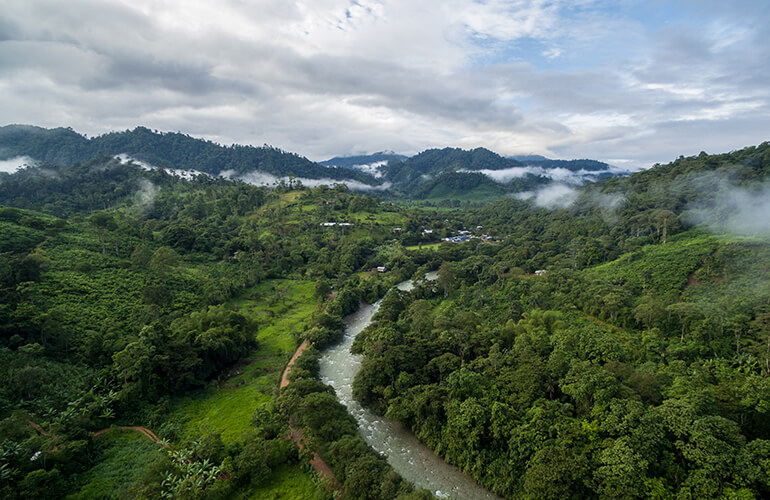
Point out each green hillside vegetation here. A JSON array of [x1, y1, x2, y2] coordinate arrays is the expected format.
[[1, 138, 769, 499], [0, 125, 373, 183], [351, 144, 770, 498], [0, 163, 439, 499]]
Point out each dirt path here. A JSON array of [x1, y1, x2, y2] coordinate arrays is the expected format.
[[27, 420, 52, 437], [93, 426, 170, 448], [29, 420, 170, 452], [280, 339, 310, 389], [280, 340, 342, 490]]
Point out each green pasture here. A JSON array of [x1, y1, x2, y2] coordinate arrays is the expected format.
[[67, 431, 165, 499], [405, 242, 443, 251], [168, 279, 316, 444]]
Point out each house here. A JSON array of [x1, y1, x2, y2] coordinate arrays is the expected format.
[[320, 222, 336, 227], [535, 269, 547, 276], [443, 235, 471, 243], [376, 266, 387, 273]]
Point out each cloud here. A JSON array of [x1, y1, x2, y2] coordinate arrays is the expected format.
[[117, 154, 206, 180], [236, 170, 390, 191], [0, 156, 35, 173], [466, 165, 609, 185], [134, 178, 159, 207], [684, 176, 770, 239], [0, 0, 768, 169], [515, 183, 578, 209], [348, 161, 387, 178]]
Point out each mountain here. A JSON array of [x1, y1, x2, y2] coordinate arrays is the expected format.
[[2, 139, 770, 499], [0, 125, 623, 201], [510, 154, 613, 173], [319, 152, 409, 180], [0, 125, 379, 186], [380, 147, 620, 200], [320, 152, 409, 169]]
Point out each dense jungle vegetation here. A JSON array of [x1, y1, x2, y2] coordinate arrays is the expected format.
[[0, 140, 769, 499], [0, 158, 443, 499], [352, 142, 770, 498]]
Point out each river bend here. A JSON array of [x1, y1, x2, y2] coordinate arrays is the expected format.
[[318, 274, 500, 499]]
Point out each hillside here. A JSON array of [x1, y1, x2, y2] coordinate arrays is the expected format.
[[351, 143, 770, 498], [0, 166, 441, 499], [1, 125, 624, 202], [1, 140, 769, 498], [0, 125, 377, 185]]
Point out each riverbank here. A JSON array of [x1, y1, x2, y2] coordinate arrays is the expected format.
[[319, 276, 500, 500]]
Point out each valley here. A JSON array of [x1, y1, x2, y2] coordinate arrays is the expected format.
[[0, 136, 769, 499]]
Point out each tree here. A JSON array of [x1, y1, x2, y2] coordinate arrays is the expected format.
[[148, 246, 179, 274], [594, 438, 650, 498], [522, 443, 590, 499], [89, 210, 116, 255], [653, 210, 675, 244], [437, 261, 456, 298], [19, 468, 65, 500], [666, 302, 700, 342]]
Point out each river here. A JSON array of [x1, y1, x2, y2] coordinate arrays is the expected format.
[[318, 272, 501, 499]]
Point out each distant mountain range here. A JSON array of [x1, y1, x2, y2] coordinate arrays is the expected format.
[[321, 148, 619, 199], [0, 125, 624, 200]]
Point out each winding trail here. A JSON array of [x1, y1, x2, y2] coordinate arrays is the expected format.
[[93, 426, 169, 448], [280, 339, 342, 491], [280, 339, 310, 389], [29, 420, 169, 448]]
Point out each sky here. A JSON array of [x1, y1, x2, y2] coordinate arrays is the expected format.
[[1, 0, 769, 169]]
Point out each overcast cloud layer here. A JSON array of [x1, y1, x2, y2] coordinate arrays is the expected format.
[[1, 1, 769, 168]]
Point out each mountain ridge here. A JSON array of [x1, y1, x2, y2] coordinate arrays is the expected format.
[[0, 124, 624, 200]]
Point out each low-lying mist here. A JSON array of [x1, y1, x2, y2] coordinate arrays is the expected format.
[[685, 176, 770, 239]]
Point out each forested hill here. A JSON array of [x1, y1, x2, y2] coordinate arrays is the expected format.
[[1, 138, 769, 498], [1, 125, 623, 202], [381, 147, 621, 200], [510, 155, 612, 173], [0, 164, 441, 498], [0, 125, 375, 184], [350, 142, 770, 498], [320, 151, 408, 169]]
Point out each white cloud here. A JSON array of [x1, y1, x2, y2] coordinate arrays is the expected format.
[[515, 183, 579, 209], [116, 154, 206, 179], [237, 170, 390, 191], [685, 178, 770, 239], [349, 161, 388, 178], [0, 0, 768, 168], [135, 178, 159, 206], [464, 165, 608, 185], [0, 156, 36, 173]]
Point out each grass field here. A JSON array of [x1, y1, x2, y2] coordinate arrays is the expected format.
[[169, 279, 317, 444], [405, 242, 443, 251], [235, 464, 319, 499], [585, 231, 718, 295], [70, 279, 320, 498], [67, 431, 165, 499]]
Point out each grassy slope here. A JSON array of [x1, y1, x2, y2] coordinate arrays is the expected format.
[[405, 242, 442, 251], [169, 279, 316, 444], [234, 465, 318, 500], [69, 279, 319, 499], [66, 431, 165, 500], [585, 231, 719, 295]]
